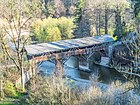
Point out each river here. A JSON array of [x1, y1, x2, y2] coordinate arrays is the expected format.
[[38, 57, 127, 85]]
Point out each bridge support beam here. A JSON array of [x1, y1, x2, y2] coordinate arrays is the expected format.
[[55, 59, 64, 75]]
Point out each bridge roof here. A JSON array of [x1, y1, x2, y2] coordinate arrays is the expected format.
[[25, 34, 114, 56]]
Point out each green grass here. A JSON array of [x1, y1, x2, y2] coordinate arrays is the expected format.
[[0, 103, 15, 105], [0, 92, 25, 105], [0, 99, 16, 105]]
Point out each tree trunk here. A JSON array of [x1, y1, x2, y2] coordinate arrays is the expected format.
[[19, 54, 25, 92], [0, 78, 3, 98], [114, 8, 122, 39], [95, 12, 99, 35], [20, 65, 25, 92], [99, 12, 101, 35], [29, 60, 36, 90], [44, 0, 49, 18], [105, 8, 108, 34], [136, 24, 140, 34]]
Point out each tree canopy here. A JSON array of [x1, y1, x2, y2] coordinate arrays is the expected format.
[[31, 17, 75, 42]]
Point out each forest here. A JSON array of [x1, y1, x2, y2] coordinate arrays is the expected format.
[[0, 0, 140, 105]]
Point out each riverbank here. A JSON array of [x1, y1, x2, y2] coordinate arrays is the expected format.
[[18, 75, 140, 105], [1, 72, 140, 105]]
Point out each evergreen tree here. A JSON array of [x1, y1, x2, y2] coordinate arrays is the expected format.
[[74, 0, 84, 24], [74, 0, 85, 37], [131, 0, 140, 17], [130, 0, 140, 33], [114, 7, 123, 39], [113, 0, 130, 40]]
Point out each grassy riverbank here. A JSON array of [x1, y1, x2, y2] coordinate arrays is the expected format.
[[17, 76, 140, 105], [0, 75, 140, 105]]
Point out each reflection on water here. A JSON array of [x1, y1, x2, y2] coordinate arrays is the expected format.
[[91, 64, 126, 84], [38, 57, 126, 85]]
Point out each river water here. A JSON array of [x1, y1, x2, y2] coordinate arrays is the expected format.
[[38, 57, 127, 85]]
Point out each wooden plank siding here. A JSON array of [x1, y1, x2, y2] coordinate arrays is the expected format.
[[32, 44, 108, 62]]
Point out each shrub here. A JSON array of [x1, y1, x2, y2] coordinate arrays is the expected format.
[[58, 17, 75, 39], [79, 81, 139, 105], [20, 76, 140, 105], [31, 17, 75, 42], [30, 19, 47, 42], [46, 27, 61, 42], [0, 91, 4, 100], [3, 80, 18, 97], [21, 76, 79, 105]]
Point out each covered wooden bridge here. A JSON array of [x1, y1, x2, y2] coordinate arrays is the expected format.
[[25, 35, 114, 61], [24, 34, 114, 75]]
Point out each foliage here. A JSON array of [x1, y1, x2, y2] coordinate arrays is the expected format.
[[0, 0, 140, 104], [31, 17, 75, 42], [74, 0, 85, 37], [20, 76, 79, 105], [111, 32, 140, 83], [46, 27, 62, 42], [58, 17, 75, 39], [20, 76, 140, 105], [74, 0, 134, 37], [113, 0, 131, 39], [0, 0, 46, 91], [74, 0, 85, 23], [45, 1, 56, 17], [3, 80, 17, 97], [79, 81, 138, 105], [0, 90, 4, 100], [131, 0, 140, 17], [44, 0, 66, 18]]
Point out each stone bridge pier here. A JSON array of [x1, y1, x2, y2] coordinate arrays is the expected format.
[[65, 54, 97, 72]]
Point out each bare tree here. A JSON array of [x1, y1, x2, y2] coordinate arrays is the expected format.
[[0, 0, 44, 91], [110, 32, 140, 87]]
